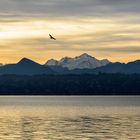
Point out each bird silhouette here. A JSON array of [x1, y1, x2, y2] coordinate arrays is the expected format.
[[49, 34, 56, 40]]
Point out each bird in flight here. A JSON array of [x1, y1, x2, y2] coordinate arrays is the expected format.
[[49, 34, 56, 40]]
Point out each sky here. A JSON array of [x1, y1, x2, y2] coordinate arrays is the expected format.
[[0, 0, 140, 64]]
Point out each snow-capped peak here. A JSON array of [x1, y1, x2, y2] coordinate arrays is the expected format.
[[75, 53, 97, 61], [59, 57, 72, 64], [45, 53, 111, 70], [46, 59, 58, 66], [79, 53, 93, 58]]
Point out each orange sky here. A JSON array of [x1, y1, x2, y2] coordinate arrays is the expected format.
[[0, 0, 140, 64]]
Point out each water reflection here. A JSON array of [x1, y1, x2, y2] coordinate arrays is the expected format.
[[0, 111, 139, 139], [21, 117, 36, 140], [0, 96, 139, 140]]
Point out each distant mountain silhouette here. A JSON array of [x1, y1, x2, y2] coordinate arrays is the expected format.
[[92, 60, 140, 74], [0, 55, 140, 75], [0, 58, 54, 75]]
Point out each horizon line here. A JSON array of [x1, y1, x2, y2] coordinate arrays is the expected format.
[[1, 53, 140, 65]]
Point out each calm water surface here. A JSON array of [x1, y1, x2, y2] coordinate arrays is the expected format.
[[0, 96, 139, 140]]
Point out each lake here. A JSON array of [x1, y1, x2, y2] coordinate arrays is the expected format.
[[0, 96, 139, 140]]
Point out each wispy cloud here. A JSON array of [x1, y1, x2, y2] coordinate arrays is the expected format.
[[0, 0, 140, 63], [0, 0, 140, 17]]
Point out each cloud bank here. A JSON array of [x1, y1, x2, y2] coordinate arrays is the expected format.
[[0, 0, 140, 63]]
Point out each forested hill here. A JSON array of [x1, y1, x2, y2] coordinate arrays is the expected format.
[[0, 74, 140, 95]]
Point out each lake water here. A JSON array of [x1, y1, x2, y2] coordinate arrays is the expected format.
[[0, 96, 139, 140]]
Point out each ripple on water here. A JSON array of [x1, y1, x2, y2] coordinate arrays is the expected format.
[[0, 96, 139, 140], [0, 108, 139, 140]]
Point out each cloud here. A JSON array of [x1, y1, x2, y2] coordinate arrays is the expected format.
[[94, 46, 140, 53], [0, 0, 140, 63], [0, 0, 140, 18]]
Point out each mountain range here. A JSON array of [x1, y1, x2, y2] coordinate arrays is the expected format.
[[45, 53, 110, 70], [0, 53, 140, 75]]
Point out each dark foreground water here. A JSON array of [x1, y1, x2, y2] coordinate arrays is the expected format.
[[0, 96, 139, 140]]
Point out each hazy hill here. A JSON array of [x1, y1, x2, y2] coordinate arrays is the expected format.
[[92, 60, 140, 74], [0, 58, 54, 75]]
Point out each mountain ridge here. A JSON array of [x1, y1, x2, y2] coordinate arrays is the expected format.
[[0, 54, 140, 75], [0, 58, 55, 75], [45, 53, 111, 70]]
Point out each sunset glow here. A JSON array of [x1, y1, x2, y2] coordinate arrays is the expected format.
[[0, 0, 140, 63]]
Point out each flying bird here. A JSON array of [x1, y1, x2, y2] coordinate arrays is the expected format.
[[49, 34, 56, 40]]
